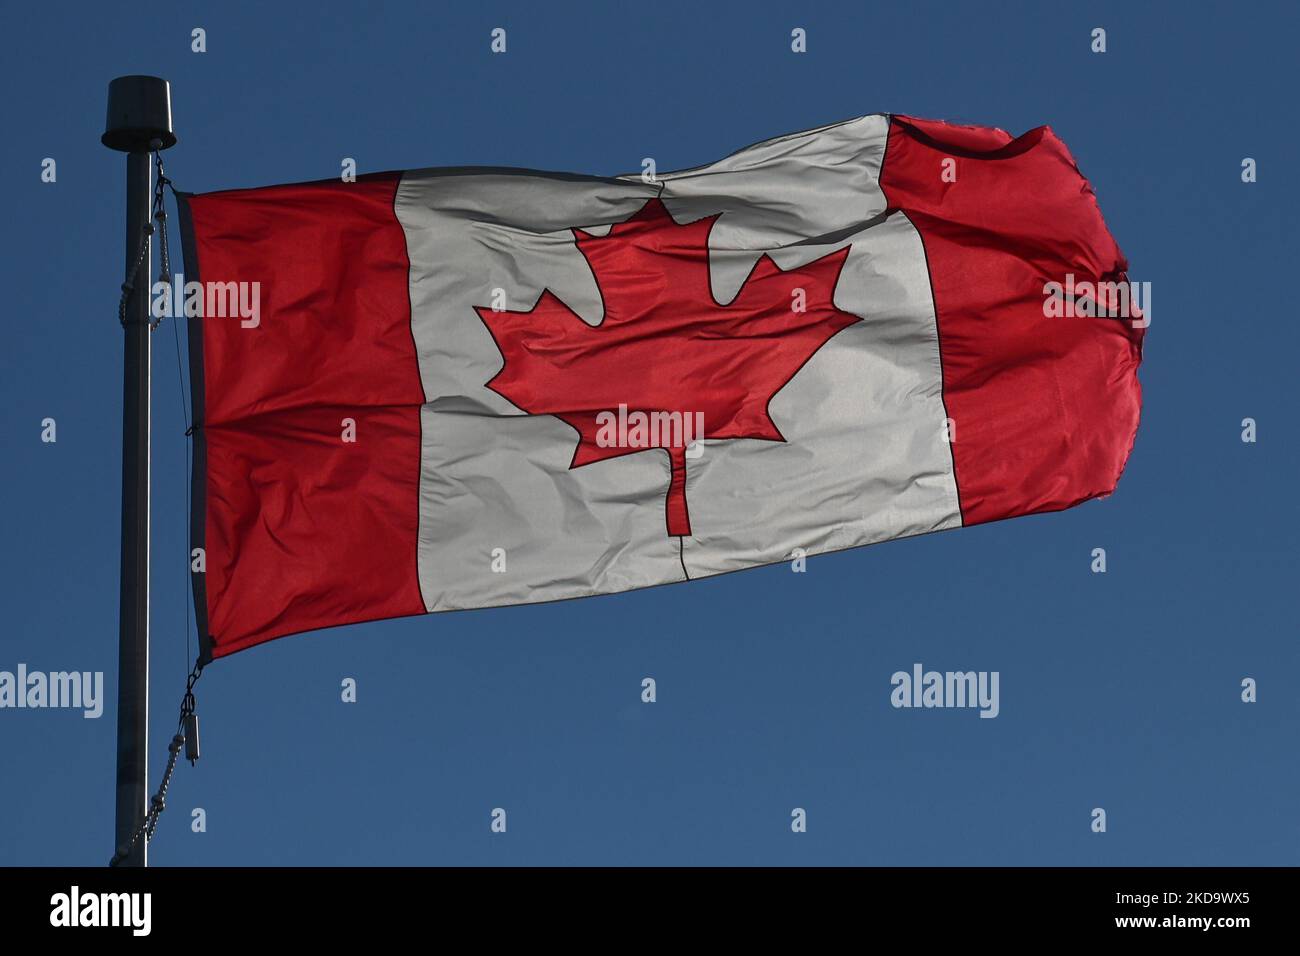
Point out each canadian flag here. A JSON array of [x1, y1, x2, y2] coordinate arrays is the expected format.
[[178, 114, 1144, 661]]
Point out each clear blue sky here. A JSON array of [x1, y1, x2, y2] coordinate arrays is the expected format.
[[1, 0, 1296, 865]]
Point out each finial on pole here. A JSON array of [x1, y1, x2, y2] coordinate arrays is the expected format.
[[102, 75, 176, 153]]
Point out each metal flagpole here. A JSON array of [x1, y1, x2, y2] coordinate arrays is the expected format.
[[102, 75, 176, 867]]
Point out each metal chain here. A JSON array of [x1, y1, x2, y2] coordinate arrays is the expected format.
[[116, 225, 152, 328], [109, 662, 203, 867], [116, 147, 173, 330], [153, 150, 172, 330]]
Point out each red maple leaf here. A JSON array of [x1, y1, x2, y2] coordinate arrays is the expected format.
[[476, 198, 860, 537]]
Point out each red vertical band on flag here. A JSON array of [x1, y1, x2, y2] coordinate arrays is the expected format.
[[879, 115, 1144, 525], [184, 174, 426, 657]]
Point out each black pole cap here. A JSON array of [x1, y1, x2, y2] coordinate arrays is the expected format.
[[102, 75, 176, 152]]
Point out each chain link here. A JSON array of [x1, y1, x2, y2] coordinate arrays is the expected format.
[[154, 150, 172, 330], [109, 662, 203, 867], [117, 148, 173, 331]]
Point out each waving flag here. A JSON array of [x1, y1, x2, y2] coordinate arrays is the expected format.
[[178, 113, 1144, 661]]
